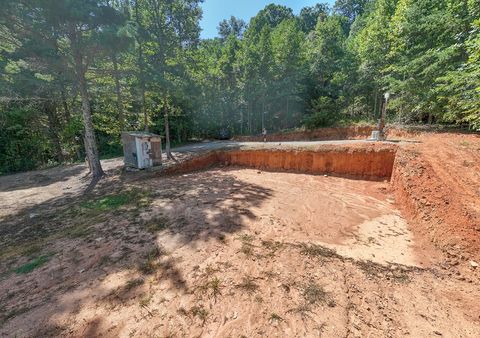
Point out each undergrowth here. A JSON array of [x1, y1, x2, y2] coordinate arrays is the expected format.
[[15, 255, 51, 274]]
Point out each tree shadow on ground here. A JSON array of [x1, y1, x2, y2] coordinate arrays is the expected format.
[[0, 164, 86, 192], [0, 166, 273, 336]]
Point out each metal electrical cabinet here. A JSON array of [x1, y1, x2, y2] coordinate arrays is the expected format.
[[121, 132, 162, 169]]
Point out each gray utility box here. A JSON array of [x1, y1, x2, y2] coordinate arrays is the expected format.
[[122, 132, 162, 169]]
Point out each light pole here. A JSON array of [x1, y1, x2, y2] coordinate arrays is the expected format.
[[370, 92, 390, 141], [378, 92, 390, 140]]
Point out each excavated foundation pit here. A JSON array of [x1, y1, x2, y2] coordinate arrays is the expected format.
[[161, 146, 425, 267], [167, 147, 397, 181]]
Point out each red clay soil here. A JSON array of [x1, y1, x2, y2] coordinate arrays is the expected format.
[[390, 131, 480, 262], [166, 145, 397, 181]]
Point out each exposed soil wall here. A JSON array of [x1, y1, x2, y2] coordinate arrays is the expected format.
[[391, 144, 480, 260], [220, 149, 396, 180], [165, 147, 397, 180]]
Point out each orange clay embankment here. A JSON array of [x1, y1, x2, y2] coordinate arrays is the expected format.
[[166, 146, 397, 181]]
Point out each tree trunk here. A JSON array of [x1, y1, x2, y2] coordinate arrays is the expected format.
[[134, 0, 148, 132], [60, 88, 71, 123], [45, 101, 64, 163], [139, 54, 147, 131], [70, 27, 104, 178], [164, 101, 175, 161], [111, 52, 125, 132]]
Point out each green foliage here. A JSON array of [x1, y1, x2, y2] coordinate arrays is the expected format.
[[1, 0, 479, 175], [0, 105, 52, 174], [304, 97, 339, 128], [15, 255, 50, 274]]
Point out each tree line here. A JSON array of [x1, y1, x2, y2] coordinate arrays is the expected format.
[[1, 0, 479, 175]]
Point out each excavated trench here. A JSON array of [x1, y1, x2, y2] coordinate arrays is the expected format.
[[166, 147, 398, 181]]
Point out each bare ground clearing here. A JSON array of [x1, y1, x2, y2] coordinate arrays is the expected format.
[[1, 131, 480, 337]]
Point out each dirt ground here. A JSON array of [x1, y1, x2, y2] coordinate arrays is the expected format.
[[0, 129, 479, 337]]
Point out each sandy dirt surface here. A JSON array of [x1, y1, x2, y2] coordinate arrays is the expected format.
[[1, 131, 480, 337]]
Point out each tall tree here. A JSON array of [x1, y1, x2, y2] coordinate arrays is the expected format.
[[299, 3, 329, 33], [218, 16, 246, 40], [334, 0, 372, 23]]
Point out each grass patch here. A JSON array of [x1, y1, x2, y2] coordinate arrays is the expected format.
[[289, 280, 335, 318], [301, 280, 336, 307], [124, 278, 144, 292], [190, 305, 209, 324], [299, 243, 341, 260], [236, 275, 259, 295], [143, 216, 170, 233], [199, 277, 222, 300], [301, 281, 332, 306], [237, 234, 255, 257], [269, 313, 284, 322], [238, 234, 254, 243], [0, 306, 31, 325], [287, 302, 314, 319], [15, 255, 51, 274], [81, 194, 131, 211], [261, 240, 283, 257], [138, 293, 152, 308], [239, 243, 254, 257], [356, 260, 412, 283], [81, 188, 151, 212], [64, 224, 93, 238], [138, 247, 163, 274]]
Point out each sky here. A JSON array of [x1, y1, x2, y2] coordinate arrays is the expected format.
[[200, 0, 336, 39]]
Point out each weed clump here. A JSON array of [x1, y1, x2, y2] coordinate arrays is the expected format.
[[236, 275, 259, 294], [299, 243, 340, 259], [356, 260, 412, 283], [15, 255, 51, 274], [269, 313, 284, 322], [301, 281, 330, 306], [261, 240, 283, 257], [138, 247, 163, 274], [288, 280, 335, 318], [143, 216, 170, 233], [124, 278, 144, 292], [190, 305, 209, 324], [237, 233, 255, 257], [199, 277, 222, 299]]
